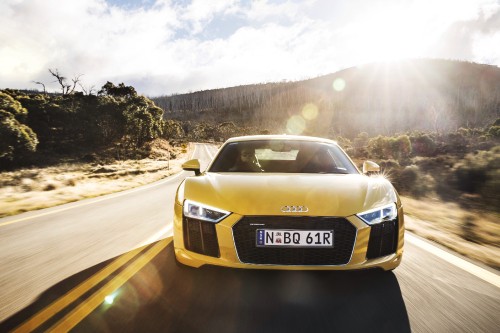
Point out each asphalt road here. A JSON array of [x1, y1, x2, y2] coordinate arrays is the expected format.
[[0, 143, 499, 332]]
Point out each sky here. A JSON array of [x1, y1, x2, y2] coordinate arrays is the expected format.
[[1, 0, 499, 96]]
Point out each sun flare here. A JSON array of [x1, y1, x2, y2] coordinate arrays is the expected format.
[[347, 4, 435, 63]]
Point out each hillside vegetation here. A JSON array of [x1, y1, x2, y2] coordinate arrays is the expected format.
[[0, 82, 180, 169], [153, 59, 500, 138]]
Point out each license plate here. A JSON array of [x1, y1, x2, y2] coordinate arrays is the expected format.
[[256, 229, 334, 248]]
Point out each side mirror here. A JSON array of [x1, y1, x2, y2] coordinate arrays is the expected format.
[[182, 159, 201, 176], [363, 160, 380, 174]]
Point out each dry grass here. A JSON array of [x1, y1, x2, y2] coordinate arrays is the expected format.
[[402, 195, 500, 269], [0, 143, 194, 218]]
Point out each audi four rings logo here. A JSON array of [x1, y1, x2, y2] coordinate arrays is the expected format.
[[281, 205, 309, 213]]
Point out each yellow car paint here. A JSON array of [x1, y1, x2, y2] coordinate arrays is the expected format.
[[173, 135, 404, 271]]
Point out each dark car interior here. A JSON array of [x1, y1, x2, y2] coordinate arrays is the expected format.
[[209, 141, 354, 174]]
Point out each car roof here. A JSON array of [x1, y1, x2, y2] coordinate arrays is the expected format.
[[224, 135, 339, 145]]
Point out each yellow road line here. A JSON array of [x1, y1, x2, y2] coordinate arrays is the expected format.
[[47, 239, 171, 332], [12, 244, 149, 333]]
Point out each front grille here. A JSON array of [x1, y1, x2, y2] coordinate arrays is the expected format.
[[366, 219, 398, 259], [233, 216, 357, 265], [183, 217, 220, 257]]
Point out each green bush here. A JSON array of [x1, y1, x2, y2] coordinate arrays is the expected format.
[[411, 133, 436, 156], [452, 151, 489, 193], [445, 132, 467, 154], [447, 146, 499, 210], [0, 91, 28, 121], [367, 135, 389, 159], [366, 134, 411, 160], [0, 92, 38, 167], [392, 135, 412, 160], [397, 165, 418, 191], [487, 125, 500, 138], [413, 155, 456, 173], [391, 165, 433, 197], [378, 159, 400, 171]]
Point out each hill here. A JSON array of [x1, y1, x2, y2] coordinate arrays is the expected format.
[[153, 59, 500, 138]]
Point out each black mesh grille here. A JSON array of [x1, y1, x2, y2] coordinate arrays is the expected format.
[[366, 219, 398, 259], [232, 216, 357, 265], [183, 217, 220, 257]]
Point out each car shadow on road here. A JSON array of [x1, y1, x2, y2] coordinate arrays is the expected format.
[[78, 242, 411, 333], [1, 241, 411, 333]]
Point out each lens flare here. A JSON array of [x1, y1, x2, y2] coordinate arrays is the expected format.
[[333, 78, 346, 92], [301, 103, 318, 120], [104, 292, 118, 305], [286, 115, 306, 135]]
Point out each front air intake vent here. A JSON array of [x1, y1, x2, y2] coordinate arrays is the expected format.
[[183, 217, 220, 258], [366, 219, 398, 259]]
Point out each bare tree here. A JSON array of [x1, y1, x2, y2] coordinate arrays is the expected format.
[[78, 82, 96, 96], [49, 68, 83, 95], [32, 81, 47, 95]]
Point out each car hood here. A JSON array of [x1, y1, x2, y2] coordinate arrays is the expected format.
[[181, 173, 399, 217]]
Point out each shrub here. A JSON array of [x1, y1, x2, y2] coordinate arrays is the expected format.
[[392, 165, 433, 197], [461, 214, 481, 243], [378, 159, 400, 171], [397, 165, 418, 191], [43, 183, 57, 191], [367, 135, 387, 159], [392, 135, 412, 160], [445, 132, 467, 154], [413, 155, 456, 173], [0, 110, 38, 167], [410, 133, 436, 156], [452, 151, 490, 193], [447, 146, 499, 211], [487, 125, 500, 138]]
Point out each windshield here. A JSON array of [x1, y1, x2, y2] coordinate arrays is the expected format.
[[209, 140, 358, 174]]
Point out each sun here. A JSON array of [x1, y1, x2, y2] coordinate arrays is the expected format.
[[346, 5, 431, 63]]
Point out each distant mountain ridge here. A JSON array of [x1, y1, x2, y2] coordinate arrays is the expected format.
[[153, 59, 500, 137]]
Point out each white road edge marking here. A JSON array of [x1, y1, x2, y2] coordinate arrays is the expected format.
[[0, 170, 186, 228], [405, 232, 500, 288], [203, 143, 215, 160]]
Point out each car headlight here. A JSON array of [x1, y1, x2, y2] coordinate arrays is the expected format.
[[183, 200, 230, 223], [357, 203, 397, 225]]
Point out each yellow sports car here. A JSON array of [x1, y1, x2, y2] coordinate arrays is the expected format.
[[173, 135, 404, 271]]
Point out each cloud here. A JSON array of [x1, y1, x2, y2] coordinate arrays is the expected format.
[[0, 0, 180, 92], [179, 0, 238, 35], [244, 0, 302, 22], [429, 3, 500, 64], [0, 0, 498, 96]]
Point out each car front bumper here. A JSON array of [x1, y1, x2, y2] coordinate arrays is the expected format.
[[173, 204, 404, 271]]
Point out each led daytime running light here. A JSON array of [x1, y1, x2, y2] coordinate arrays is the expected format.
[[357, 203, 397, 225], [183, 200, 230, 223]]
